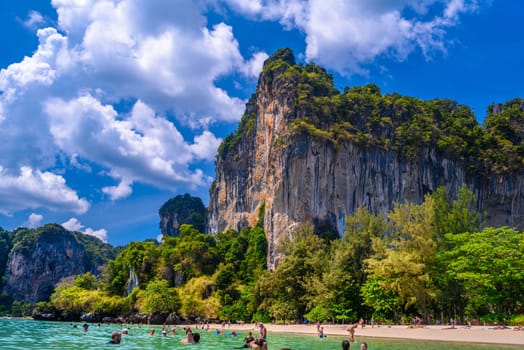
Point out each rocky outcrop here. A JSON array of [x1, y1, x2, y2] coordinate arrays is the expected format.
[[159, 193, 207, 236], [208, 48, 524, 267], [3, 224, 115, 303]]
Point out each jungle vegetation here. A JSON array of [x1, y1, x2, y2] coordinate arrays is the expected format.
[[28, 186, 524, 326], [219, 48, 524, 177]]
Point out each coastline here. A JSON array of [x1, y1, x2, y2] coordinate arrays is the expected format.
[[200, 323, 524, 346], [3, 317, 523, 346]]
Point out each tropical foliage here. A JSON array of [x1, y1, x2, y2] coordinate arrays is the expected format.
[[219, 51, 523, 178], [19, 186, 523, 326]]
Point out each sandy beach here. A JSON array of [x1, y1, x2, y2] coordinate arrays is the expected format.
[[203, 323, 524, 346]]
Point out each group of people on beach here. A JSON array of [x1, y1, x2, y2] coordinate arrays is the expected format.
[[240, 322, 267, 349], [313, 320, 368, 349]]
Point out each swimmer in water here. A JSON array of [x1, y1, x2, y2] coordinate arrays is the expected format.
[[109, 331, 121, 344]]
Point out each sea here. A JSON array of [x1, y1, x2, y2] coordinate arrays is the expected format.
[[0, 318, 521, 350]]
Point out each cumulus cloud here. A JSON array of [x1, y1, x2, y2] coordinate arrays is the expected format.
[[190, 131, 224, 161], [240, 51, 270, 78], [45, 95, 208, 192], [50, 0, 251, 123], [224, 0, 482, 74], [0, 166, 89, 215], [25, 213, 44, 228], [102, 180, 133, 201], [61, 217, 108, 243], [0, 0, 267, 218]]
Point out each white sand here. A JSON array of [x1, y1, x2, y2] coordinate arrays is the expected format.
[[201, 323, 524, 346]]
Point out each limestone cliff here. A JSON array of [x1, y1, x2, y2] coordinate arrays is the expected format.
[[208, 48, 524, 266], [3, 224, 116, 303]]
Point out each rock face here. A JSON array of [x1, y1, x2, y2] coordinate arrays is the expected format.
[[208, 48, 524, 267], [3, 224, 115, 303]]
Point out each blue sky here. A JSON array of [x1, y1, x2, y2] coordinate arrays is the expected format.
[[0, 0, 522, 246]]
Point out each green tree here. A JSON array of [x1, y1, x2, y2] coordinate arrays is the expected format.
[[255, 224, 329, 322], [178, 276, 220, 320], [241, 225, 267, 281], [365, 197, 438, 320], [431, 185, 483, 321], [440, 227, 524, 321], [432, 185, 482, 238], [138, 279, 180, 314], [74, 272, 98, 290], [104, 241, 159, 295], [361, 277, 399, 321]]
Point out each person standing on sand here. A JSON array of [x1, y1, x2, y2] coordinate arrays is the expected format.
[[347, 324, 357, 342], [318, 326, 325, 339]]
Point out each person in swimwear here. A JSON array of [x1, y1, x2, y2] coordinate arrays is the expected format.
[[318, 326, 325, 338], [347, 323, 357, 342]]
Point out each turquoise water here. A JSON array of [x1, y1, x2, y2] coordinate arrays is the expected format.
[[0, 319, 520, 350]]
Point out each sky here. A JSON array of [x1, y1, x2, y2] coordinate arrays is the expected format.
[[0, 0, 522, 246]]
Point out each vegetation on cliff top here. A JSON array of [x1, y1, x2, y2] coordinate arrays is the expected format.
[[217, 48, 523, 176], [8, 224, 117, 269]]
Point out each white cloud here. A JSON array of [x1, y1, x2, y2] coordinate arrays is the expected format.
[[0, 0, 267, 218], [0, 166, 89, 215], [51, 0, 249, 123], [20, 11, 46, 30], [190, 131, 224, 161], [224, 0, 482, 74], [45, 95, 209, 192], [61, 217, 83, 232], [102, 179, 133, 201], [222, 0, 263, 15], [61, 217, 108, 243], [84, 227, 108, 243], [25, 213, 44, 228], [241, 51, 270, 78]]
